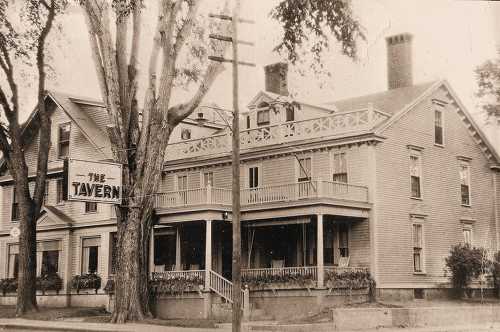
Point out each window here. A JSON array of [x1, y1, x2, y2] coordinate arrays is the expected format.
[[332, 152, 348, 183], [463, 225, 473, 246], [82, 237, 100, 274], [8, 244, 19, 279], [459, 163, 471, 206], [413, 224, 424, 273], [58, 122, 71, 159], [56, 178, 64, 204], [109, 232, 117, 275], [11, 187, 19, 221], [177, 175, 188, 204], [434, 109, 443, 145], [41, 251, 59, 275], [154, 231, 176, 270], [202, 171, 214, 187], [248, 167, 259, 188], [257, 110, 270, 126], [181, 128, 191, 140], [85, 202, 98, 213], [286, 107, 294, 122], [297, 157, 312, 182], [297, 157, 312, 197], [410, 152, 422, 198], [339, 224, 349, 258], [246, 115, 251, 129]]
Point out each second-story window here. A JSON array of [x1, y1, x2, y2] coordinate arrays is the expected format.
[[11, 187, 19, 221], [203, 171, 214, 187], [434, 109, 444, 145], [56, 178, 64, 204], [409, 151, 422, 199], [181, 128, 191, 140], [85, 202, 98, 213], [459, 162, 471, 206], [257, 110, 270, 127], [43, 180, 49, 205], [286, 107, 294, 122], [332, 152, 347, 183], [248, 167, 259, 188], [58, 122, 71, 159], [297, 157, 312, 182], [463, 224, 473, 246]]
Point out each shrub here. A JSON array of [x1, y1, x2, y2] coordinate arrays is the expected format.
[[70, 273, 101, 294], [491, 251, 500, 297], [149, 274, 204, 295], [0, 278, 17, 295], [36, 273, 63, 294], [242, 271, 316, 290], [445, 244, 488, 298], [325, 270, 374, 290]]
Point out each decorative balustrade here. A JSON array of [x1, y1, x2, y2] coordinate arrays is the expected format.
[[155, 180, 368, 209], [242, 266, 318, 280], [166, 108, 390, 161]]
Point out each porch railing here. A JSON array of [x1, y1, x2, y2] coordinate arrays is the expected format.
[[155, 180, 368, 209], [152, 269, 205, 283], [166, 106, 390, 161], [209, 270, 246, 309], [324, 266, 369, 274], [242, 266, 318, 280]]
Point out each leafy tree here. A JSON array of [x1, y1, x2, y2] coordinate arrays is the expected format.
[[0, 0, 67, 315], [445, 244, 488, 298], [475, 56, 500, 117], [78, 0, 364, 323]]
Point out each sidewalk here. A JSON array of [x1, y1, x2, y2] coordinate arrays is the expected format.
[[1, 318, 500, 332], [0, 318, 225, 332]]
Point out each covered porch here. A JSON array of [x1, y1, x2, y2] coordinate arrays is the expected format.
[[150, 213, 370, 291]]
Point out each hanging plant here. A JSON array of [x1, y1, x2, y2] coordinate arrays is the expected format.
[[36, 273, 63, 295], [242, 271, 315, 290], [324, 270, 374, 290], [149, 274, 204, 296], [0, 278, 17, 295]]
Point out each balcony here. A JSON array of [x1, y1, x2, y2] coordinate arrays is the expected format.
[[165, 107, 390, 161], [154, 180, 369, 210]]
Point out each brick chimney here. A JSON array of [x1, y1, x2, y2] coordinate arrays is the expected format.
[[386, 33, 413, 90], [264, 62, 289, 96]]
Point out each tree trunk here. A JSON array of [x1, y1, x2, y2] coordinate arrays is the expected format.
[[16, 193, 38, 315], [111, 203, 153, 323]]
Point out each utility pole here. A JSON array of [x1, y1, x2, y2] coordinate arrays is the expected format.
[[209, 2, 254, 331]]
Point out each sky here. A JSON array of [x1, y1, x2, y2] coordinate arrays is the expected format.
[[38, 0, 500, 128]]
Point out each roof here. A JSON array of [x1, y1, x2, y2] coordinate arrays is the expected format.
[[40, 206, 75, 226], [47, 90, 112, 159], [329, 81, 437, 114]]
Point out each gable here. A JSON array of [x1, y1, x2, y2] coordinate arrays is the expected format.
[[376, 80, 500, 164]]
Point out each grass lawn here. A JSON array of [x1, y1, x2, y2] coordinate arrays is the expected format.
[[83, 315, 221, 329]]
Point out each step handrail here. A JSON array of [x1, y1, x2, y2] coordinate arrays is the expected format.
[[208, 270, 246, 309]]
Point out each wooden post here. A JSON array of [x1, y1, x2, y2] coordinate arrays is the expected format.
[[317, 214, 324, 288], [205, 220, 212, 290], [231, 1, 243, 330], [175, 227, 181, 271], [149, 227, 155, 275]]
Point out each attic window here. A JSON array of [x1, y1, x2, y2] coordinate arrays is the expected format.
[[181, 128, 191, 140], [257, 110, 270, 126], [58, 122, 71, 159]]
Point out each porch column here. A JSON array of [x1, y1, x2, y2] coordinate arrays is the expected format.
[[176, 226, 182, 270], [205, 220, 212, 290], [317, 214, 324, 288], [149, 227, 155, 275]]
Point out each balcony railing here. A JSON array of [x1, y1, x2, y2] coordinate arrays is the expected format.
[[154, 180, 368, 209], [166, 107, 390, 161]]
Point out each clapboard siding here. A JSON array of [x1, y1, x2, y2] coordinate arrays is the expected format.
[[375, 87, 497, 287]]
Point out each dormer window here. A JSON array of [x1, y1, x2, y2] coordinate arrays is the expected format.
[[257, 110, 270, 126], [434, 109, 444, 145], [181, 128, 191, 140], [257, 102, 270, 127], [58, 122, 71, 159]]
